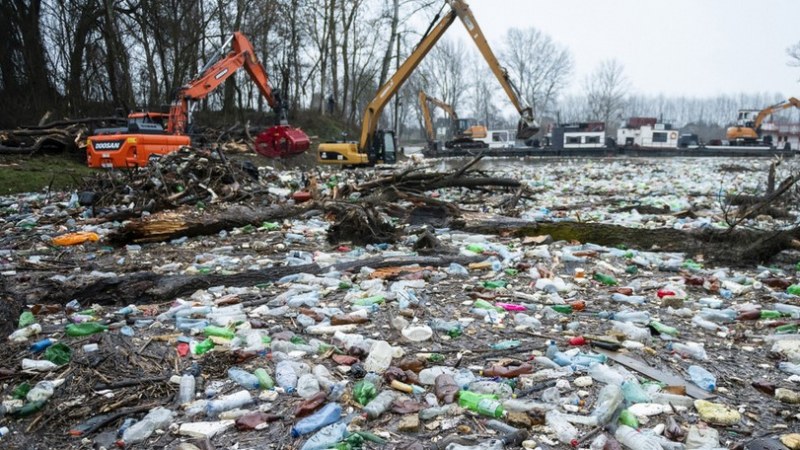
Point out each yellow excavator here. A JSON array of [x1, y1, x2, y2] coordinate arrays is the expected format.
[[418, 90, 487, 150], [317, 0, 538, 166], [726, 97, 800, 145]]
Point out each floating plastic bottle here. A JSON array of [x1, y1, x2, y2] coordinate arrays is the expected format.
[[297, 374, 321, 399], [588, 364, 626, 385], [9, 323, 42, 343], [121, 407, 175, 445], [429, 319, 463, 338], [276, 360, 299, 393], [687, 365, 716, 392], [65, 323, 107, 337], [178, 374, 195, 405], [611, 293, 646, 305], [206, 390, 253, 417], [612, 321, 651, 342], [594, 273, 618, 286], [615, 425, 662, 450], [648, 321, 678, 337], [292, 402, 342, 437], [668, 342, 708, 360], [591, 384, 624, 425], [458, 391, 505, 418], [363, 390, 397, 419], [545, 410, 579, 446], [778, 361, 800, 375], [228, 367, 260, 390], [301, 422, 348, 450], [609, 310, 650, 324]]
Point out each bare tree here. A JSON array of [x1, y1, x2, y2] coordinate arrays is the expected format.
[[418, 37, 468, 112], [500, 27, 573, 116], [584, 59, 629, 131]]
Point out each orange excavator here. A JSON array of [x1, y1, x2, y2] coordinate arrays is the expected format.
[[87, 32, 309, 168], [726, 97, 800, 146]]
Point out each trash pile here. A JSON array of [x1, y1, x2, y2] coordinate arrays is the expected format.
[[79, 147, 304, 214], [1, 156, 800, 450]]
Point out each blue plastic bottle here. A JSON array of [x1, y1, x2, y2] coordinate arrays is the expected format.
[[291, 403, 342, 437], [30, 338, 54, 353]]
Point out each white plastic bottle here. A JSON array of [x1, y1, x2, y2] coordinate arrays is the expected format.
[[205, 390, 253, 417], [612, 321, 651, 342], [669, 342, 708, 360], [8, 323, 42, 342]]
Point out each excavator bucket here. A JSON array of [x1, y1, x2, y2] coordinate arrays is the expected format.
[[254, 125, 311, 158], [516, 120, 539, 141]]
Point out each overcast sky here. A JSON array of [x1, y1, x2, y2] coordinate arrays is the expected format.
[[443, 0, 800, 98]]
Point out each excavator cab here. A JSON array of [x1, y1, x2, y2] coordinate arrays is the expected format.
[[368, 130, 397, 165]]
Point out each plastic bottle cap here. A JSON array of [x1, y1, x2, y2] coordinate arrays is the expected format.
[[570, 439, 579, 447]]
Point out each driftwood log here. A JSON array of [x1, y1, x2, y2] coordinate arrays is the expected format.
[[459, 213, 800, 265], [25, 255, 481, 306]]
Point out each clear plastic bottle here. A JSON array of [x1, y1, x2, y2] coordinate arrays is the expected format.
[[402, 325, 434, 342], [206, 390, 253, 417], [178, 374, 196, 405], [612, 321, 651, 342], [590, 384, 624, 425], [621, 379, 651, 403], [363, 390, 398, 419], [546, 340, 573, 366], [691, 315, 725, 332], [614, 424, 663, 450], [297, 374, 321, 399], [698, 308, 736, 323], [291, 402, 342, 437], [545, 410, 579, 446], [611, 310, 651, 324], [588, 363, 626, 386], [364, 340, 393, 373], [445, 441, 505, 450], [649, 392, 695, 408], [300, 422, 347, 450], [513, 313, 542, 330], [668, 342, 708, 360], [228, 367, 260, 390], [590, 433, 609, 450], [687, 365, 716, 392], [276, 360, 299, 393], [774, 303, 800, 319], [121, 407, 175, 445], [610, 294, 646, 305], [26, 380, 58, 402], [419, 404, 462, 420]]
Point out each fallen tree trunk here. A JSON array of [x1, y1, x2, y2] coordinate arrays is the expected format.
[[109, 204, 313, 244], [459, 213, 800, 265], [29, 254, 481, 306]]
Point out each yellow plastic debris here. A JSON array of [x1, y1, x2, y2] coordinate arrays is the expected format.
[[52, 232, 100, 246], [693, 400, 741, 426]]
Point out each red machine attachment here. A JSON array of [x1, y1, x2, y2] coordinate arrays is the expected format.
[[254, 125, 311, 158]]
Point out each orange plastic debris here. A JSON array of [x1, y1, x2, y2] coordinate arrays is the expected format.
[[52, 232, 100, 246]]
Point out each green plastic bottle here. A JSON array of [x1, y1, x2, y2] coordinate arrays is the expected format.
[[619, 409, 639, 428], [18, 311, 36, 328], [338, 282, 352, 290], [625, 265, 639, 275], [194, 338, 215, 355], [254, 368, 274, 389], [760, 310, 783, 319], [65, 322, 108, 337], [351, 295, 385, 306], [504, 268, 519, 276], [776, 324, 798, 334], [353, 380, 377, 405], [550, 305, 573, 314], [466, 244, 485, 254], [457, 391, 505, 418], [482, 280, 508, 289], [203, 325, 235, 339], [473, 299, 504, 312], [648, 321, 679, 337], [260, 221, 281, 231], [13, 400, 45, 417], [787, 284, 800, 295], [593, 273, 618, 286]]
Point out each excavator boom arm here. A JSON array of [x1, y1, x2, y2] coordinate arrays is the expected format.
[[169, 32, 285, 134], [358, 11, 457, 150], [754, 97, 800, 129], [448, 0, 537, 138], [419, 90, 458, 141]]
